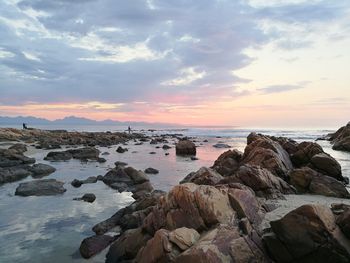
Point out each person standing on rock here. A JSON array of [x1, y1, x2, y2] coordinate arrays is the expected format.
[[22, 123, 28, 129], [128, 126, 132, 134]]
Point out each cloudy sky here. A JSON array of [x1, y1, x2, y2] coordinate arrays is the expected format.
[[0, 0, 349, 127]]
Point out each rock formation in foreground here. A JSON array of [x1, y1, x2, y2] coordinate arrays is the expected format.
[[326, 122, 350, 152], [82, 132, 350, 262]]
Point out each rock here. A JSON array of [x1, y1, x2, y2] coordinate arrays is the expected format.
[[106, 228, 152, 263], [74, 193, 96, 203], [220, 164, 295, 198], [116, 146, 128, 153], [212, 149, 242, 176], [242, 133, 293, 179], [134, 229, 180, 263], [168, 227, 200, 251], [144, 168, 159, 174], [190, 156, 198, 161], [66, 147, 100, 160], [0, 148, 35, 167], [71, 176, 98, 188], [29, 163, 56, 177], [101, 152, 110, 155], [149, 151, 156, 154], [336, 208, 350, 239], [115, 161, 128, 167], [162, 145, 171, 150], [80, 235, 116, 259], [310, 153, 342, 181], [176, 225, 269, 263], [165, 153, 170, 156], [266, 204, 350, 262], [0, 166, 32, 184], [289, 166, 349, 198], [329, 122, 350, 152], [290, 141, 323, 167], [15, 179, 66, 196], [212, 143, 231, 148], [180, 167, 224, 185], [9, 143, 27, 153], [44, 151, 72, 161], [175, 140, 196, 156]]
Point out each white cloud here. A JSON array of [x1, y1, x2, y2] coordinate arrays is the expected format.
[[162, 67, 206, 86]]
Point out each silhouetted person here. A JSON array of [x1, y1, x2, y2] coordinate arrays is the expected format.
[[22, 123, 28, 129], [128, 126, 131, 134]]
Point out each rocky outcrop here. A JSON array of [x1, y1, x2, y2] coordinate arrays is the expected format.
[[290, 167, 349, 198], [15, 179, 66, 196], [176, 140, 196, 156], [328, 122, 350, 152], [105, 183, 269, 262], [264, 204, 350, 262]]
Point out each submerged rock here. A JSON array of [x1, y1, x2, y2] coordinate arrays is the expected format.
[[212, 143, 231, 148], [15, 179, 66, 196], [74, 193, 96, 203]]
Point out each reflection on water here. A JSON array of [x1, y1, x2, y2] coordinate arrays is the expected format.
[[0, 128, 349, 263]]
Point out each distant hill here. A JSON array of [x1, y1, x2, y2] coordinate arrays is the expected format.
[[0, 115, 178, 128]]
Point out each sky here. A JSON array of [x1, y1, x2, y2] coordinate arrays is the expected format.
[[0, 0, 349, 128]]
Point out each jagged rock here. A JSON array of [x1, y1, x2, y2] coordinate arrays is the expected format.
[[180, 167, 224, 185], [220, 164, 295, 198], [79, 235, 116, 259], [134, 229, 180, 263], [265, 204, 350, 262], [242, 133, 293, 179], [15, 179, 66, 196], [168, 227, 200, 251], [290, 141, 323, 167], [175, 140, 196, 156], [29, 163, 56, 177], [212, 149, 242, 176]]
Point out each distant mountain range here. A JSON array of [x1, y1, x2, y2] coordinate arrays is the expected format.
[[0, 116, 179, 128]]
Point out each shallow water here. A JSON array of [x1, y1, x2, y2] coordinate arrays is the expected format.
[[0, 128, 349, 263]]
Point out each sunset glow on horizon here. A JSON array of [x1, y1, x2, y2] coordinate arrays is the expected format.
[[1, 0, 349, 128]]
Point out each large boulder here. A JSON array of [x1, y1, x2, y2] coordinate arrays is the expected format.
[[211, 149, 242, 176], [220, 164, 295, 198], [290, 141, 323, 167], [176, 140, 196, 156], [310, 153, 342, 181], [168, 227, 200, 251], [180, 167, 224, 185], [242, 133, 293, 180], [289, 167, 349, 198], [264, 204, 350, 262], [336, 207, 350, 239], [79, 235, 116, 259], [15, 179, 66, 196], [66, 147, 100, 160], [0, 166, 32, 184]]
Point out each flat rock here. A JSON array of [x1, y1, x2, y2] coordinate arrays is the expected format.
[[29, 163, 56, 177], [15, 179, 66, 196]]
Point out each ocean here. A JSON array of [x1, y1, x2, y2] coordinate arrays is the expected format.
[[0, 125, 349, 263]]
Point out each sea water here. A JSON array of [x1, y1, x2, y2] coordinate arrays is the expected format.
[[0, 126, 349, 263]]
